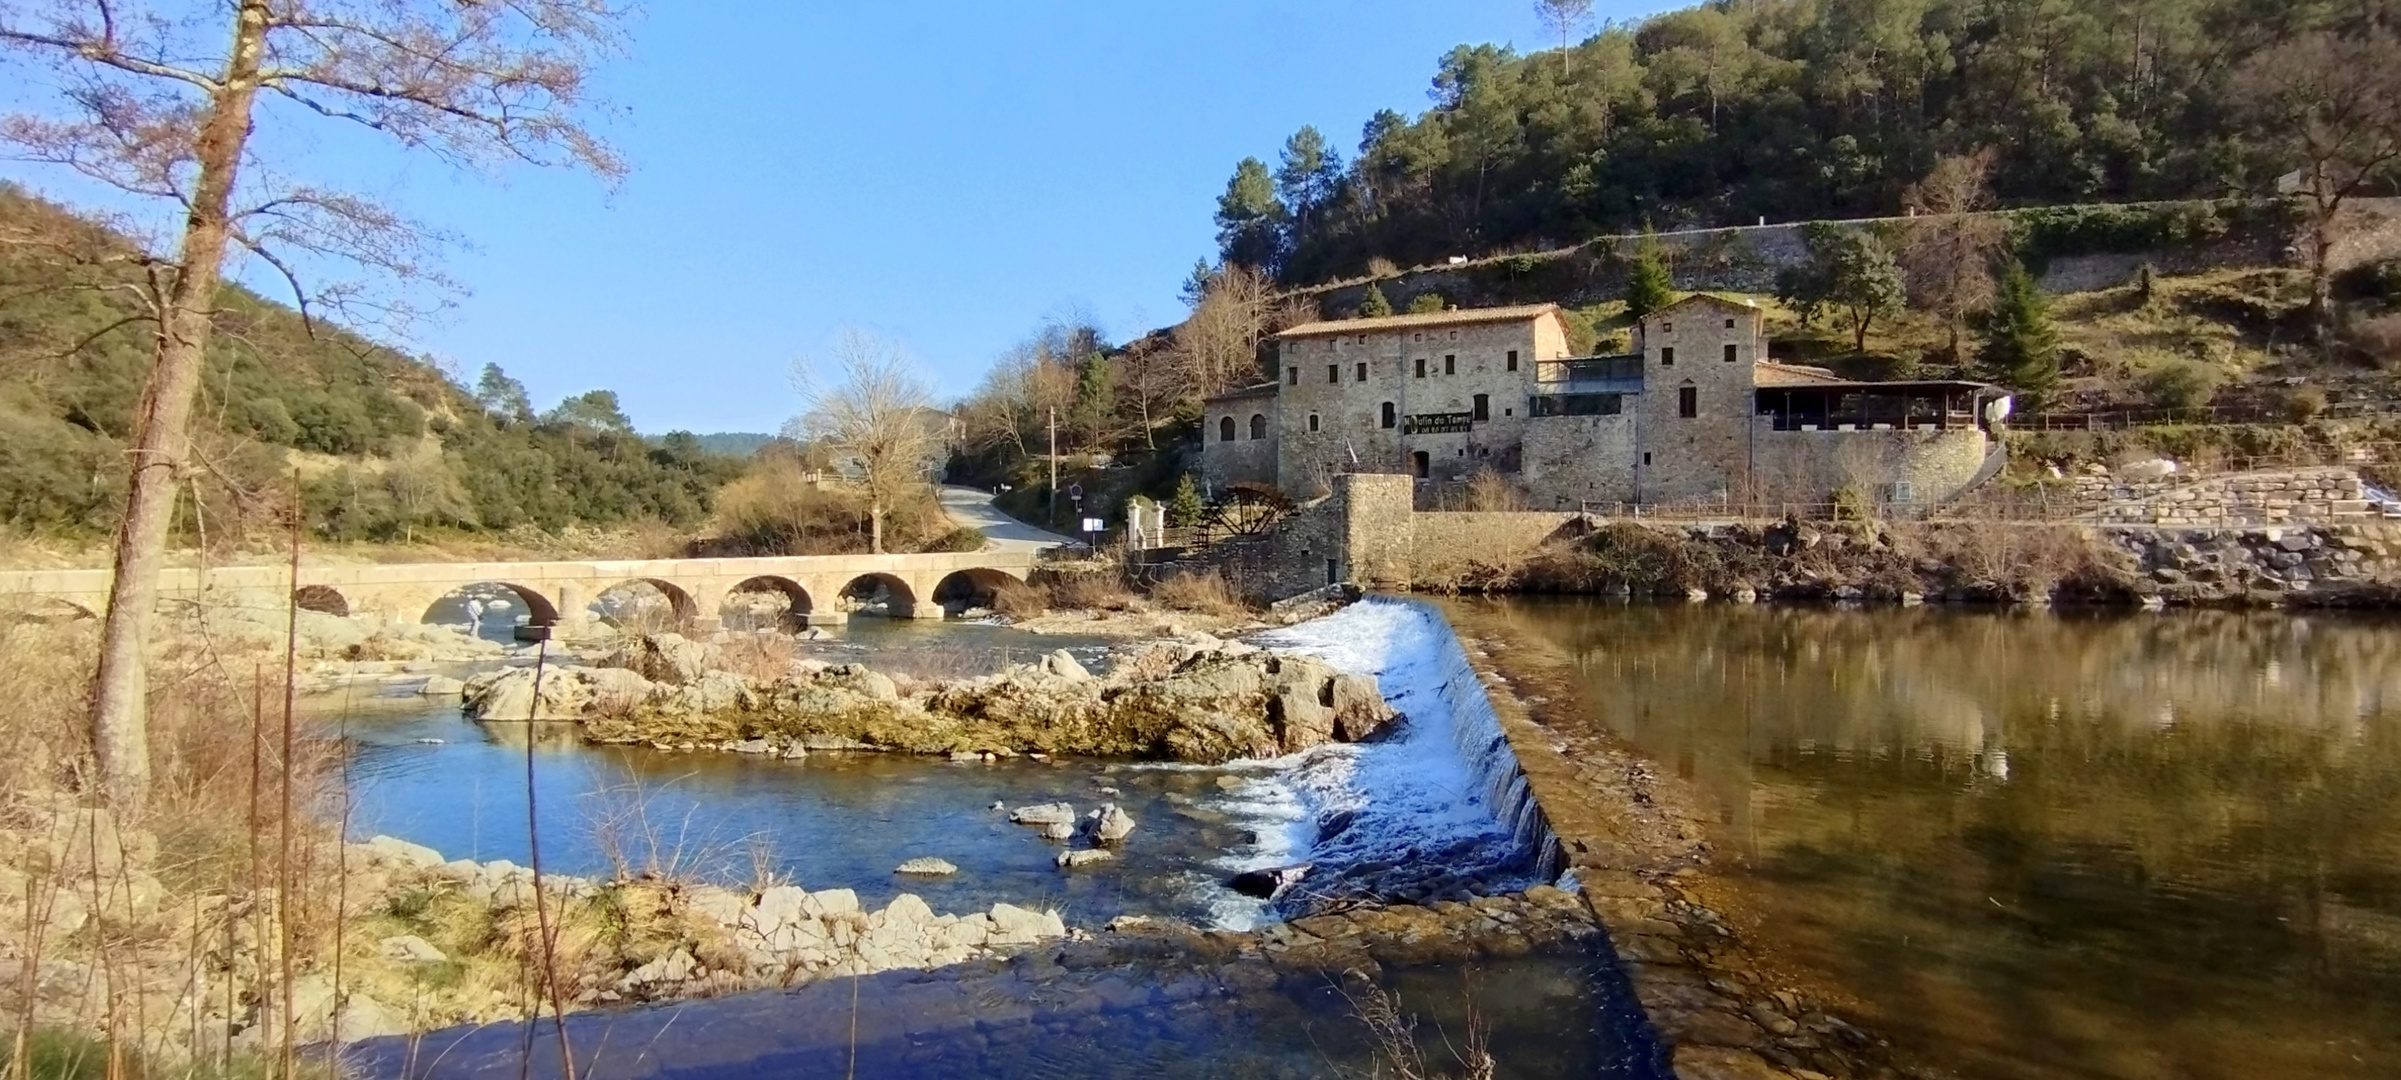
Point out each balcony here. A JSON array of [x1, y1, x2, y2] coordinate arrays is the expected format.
[[1535, 354, 1644, 394]]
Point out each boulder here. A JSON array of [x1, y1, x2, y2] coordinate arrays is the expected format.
[[355, 834, 444, 871], [1040, 821, 1074, 842], [1091, 804, 1137, 844], [879, 893, 934, 927], [894, 857, 959, 876], [1039, 649, 1092, 681], [799, 888, 859, 921], [1008, 802, 1077, 826], [1229, 864, 1311, 900], [605, 633, 720, 686], [418, 674, 467, 697], [379, 934, 447, 964], [987, 902, 1067, 945], [1055, 849, 1115, 869], [1329, 673, 1396, 742]]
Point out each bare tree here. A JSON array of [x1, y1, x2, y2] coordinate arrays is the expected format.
[[1534, 0, 1593, 76], [1172, 264, 1299, 401], [2233, 29, 2401, 338], [789, 330, 943, 555], [1898, 149, 2009, 361], [0, 1, 628, 808]]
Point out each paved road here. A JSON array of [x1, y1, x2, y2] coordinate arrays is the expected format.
[[938, 484, 1072, 551]]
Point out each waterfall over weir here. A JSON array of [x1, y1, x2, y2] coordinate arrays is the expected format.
[[1233, 598, 1565, 918]]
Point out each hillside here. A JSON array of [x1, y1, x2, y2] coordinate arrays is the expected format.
[[1214, 0, 2374, 286], [0, 184, 748, 552]]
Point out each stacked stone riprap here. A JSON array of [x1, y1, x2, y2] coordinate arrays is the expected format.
[[2113, 524, 2401, 604]]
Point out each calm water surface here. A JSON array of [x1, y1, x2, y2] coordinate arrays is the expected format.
[[1474, 599, 2401, 1080]]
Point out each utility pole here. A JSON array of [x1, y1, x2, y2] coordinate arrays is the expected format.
[[1047, 405, 1058, 528]]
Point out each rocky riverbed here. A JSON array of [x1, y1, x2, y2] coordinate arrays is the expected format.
[[456, 631, 1398, 764]]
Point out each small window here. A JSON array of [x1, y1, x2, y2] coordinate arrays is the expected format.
[[1662, 322, 1673, 333], [1472, 393, 1490, 422], [1725, 317, 1736, 328], [1724, 344, 1739, 363], [1661, 347, 1676, 367], [1356, 362, 1367, 381], [1356, 334, 1366, 344], [1327, 364, 1339, 384], [1449, 330, 1460, 341], [1415, 358, 1426, 378], [1504, 407, 1513, 417], [1250, 414, 1267, 440], [1679, 386, 1698, 418], [1287, 367, 1299, 386], [1413, 332, 1423, 342], [1642, 451, 1653, 466], [1308, 413, 1320, 432], [1444, 355, 1456, 375], [1219, 416, 1235, 442], [1506, 350, 1519, 372], [1381, 402, 1396, 429]]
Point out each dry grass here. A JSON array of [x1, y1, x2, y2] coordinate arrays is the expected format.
[[990, 578, 1049, 617], [713, 633, 796, 682], [703, 456, 948, 556], [1047, 573, 1137, 612], [1148, 570, 1249, 618]]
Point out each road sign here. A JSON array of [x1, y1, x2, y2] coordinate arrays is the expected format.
[[1081, 517, 1104, 532]]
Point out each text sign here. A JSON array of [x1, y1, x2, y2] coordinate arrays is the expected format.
[[1081, 518, 1105, 532], [1405, 412, 1475, 435]]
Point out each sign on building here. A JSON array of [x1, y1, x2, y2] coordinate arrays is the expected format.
[[1405, 412, 1475, 435]]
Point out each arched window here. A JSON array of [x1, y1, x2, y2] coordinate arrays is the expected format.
[[1219, 416, 1236, 442], [1249, 414, 1268, 440], [1308, 413, 1320, 432], [1380, 402, 1396, 429]]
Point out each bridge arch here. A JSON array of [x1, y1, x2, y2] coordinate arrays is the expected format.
[[592, 578, 699, 633], [420, 583, 559, 632], [930, 567, 1023, 614], [838, 572, 918, 618], [293, 585, 349, 617], [720, 576, 814, 632]]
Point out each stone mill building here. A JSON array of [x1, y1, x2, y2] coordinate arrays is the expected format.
[[1201, 297, 2013, 512]]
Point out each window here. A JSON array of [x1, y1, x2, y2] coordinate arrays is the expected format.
[[1412, 451, 1431, 478], [1679, 386, 1698, 418], [1661, 347, 1676, 367], [1250, 414, 1267, 440], [1356, 334, 1366, 344], [1412, 332, 1423, 342], [1506, 350, 1519, 372], [1327, 364, 1339, 384], [1356, 362, 1367, 381], [1724, 344, 1739, 363], [1662, 322, 1673, 333], [1287, 367, 1299, 386], [1308, 413, 1320, 432], [1444, 354, 1456, 375], [1643, 452, 1653, 465], [1449, 330, 1460, 341], [1472, 393, 1490, 422], [1504, 407, 1513, 417], [1381, 402, 1396, 429], [1415, 357, 1426, 378], [1219, 416, 1235, 442], [1725, 318, 1736, 328]]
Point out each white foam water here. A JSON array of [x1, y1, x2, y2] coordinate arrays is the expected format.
[[1200, 598, 1560, 925]]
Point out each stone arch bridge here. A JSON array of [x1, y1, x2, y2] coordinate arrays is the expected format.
[[0, 550, 1043, 632]]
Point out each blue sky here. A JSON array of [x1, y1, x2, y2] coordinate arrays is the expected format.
[[5, 2, 1663, 435]]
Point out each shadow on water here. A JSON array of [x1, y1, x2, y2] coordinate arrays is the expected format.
[[1475, 598, 2401, 1080], [348, 947, 1652, 1080]]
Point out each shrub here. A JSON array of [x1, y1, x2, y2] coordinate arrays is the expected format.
[[1149, 570, 1248, 617], [1462, 468, 1526, 511], [1049, 573, 1136, 611], [1406, 292, 1447, 314], [991, 579, 1049, 617], [1358, 282, 1394, 317], [2344, 313, 2401, 368], [2279, 384, 2330, 423], [917, 526, 988, 553], [2139, 360, 2228, 411]]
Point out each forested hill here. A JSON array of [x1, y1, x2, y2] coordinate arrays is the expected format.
[[1215, 0, 2359, 286], [0, 184, 745, 546]]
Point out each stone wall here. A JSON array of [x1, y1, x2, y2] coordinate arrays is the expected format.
[[1410, 512, 1585, 587], [2110, 524, 2401, 604], [2076, 466, 2377, 525], [1200, 392, 1278, 491], [1748, 426, 1995, 511]]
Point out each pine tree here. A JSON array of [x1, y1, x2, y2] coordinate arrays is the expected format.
[[1625, 230, 1675, 318], [1979, 261, 2059, 397], [1168, 473, 1205, 527], [1407, 292, 1447, 314], [1358, 282, 1393, 317]]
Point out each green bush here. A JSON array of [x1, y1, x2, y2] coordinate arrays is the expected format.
[[2139, 360, 2228, 411]]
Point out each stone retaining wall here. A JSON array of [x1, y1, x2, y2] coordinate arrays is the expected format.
[[2076, 466, 2377, 525]]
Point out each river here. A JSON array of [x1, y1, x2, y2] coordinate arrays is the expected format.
[[1461, 598, 2401, 1080]]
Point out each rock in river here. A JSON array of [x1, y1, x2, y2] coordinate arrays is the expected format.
[[1055, 849, 1115, 870], [1090, 804, 1138, 844], [894, 857, 959, 876], [1009, 802, 1077, 826]]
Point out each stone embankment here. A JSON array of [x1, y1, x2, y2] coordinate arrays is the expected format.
[[459, 633, 1398, 764], [1492, 518, 2401, 608], [2073, 466, 2379, 526]]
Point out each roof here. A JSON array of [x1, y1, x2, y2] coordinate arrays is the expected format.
[[1202, 382, 1280, 404], [1756, 378, 2008, 394], [1277, 303, 1563, 339], [1753, 362, 1848, 387], [1642, 293, 1762, 321]]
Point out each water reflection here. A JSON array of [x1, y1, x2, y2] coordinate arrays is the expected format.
[[1475, 600, 2401, 1080]]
